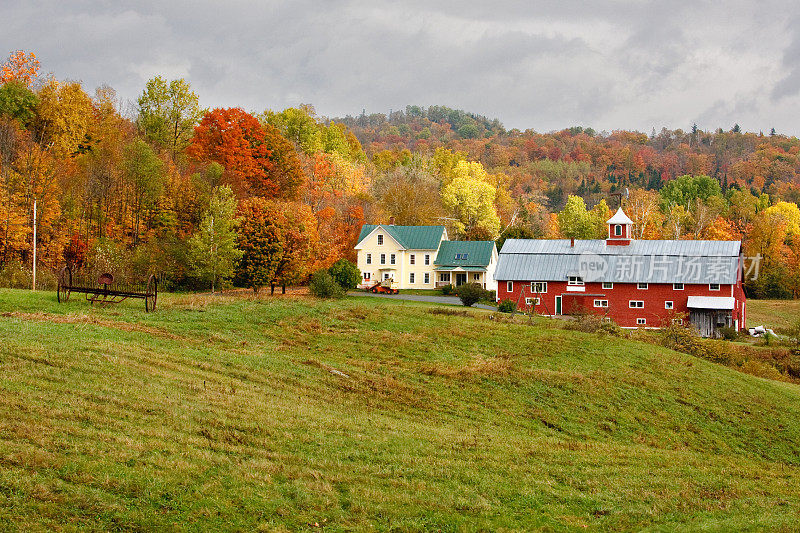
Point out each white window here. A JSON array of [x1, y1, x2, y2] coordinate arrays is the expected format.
[[637, 282, 648, 289], [709, 283, 720, 291], [568, 276, 584, 286], [673, 283, 684, 290], [594, 299, 608, 308], [602, 317, 612, 323], [473, 273, 480, 281], [665, 301, 674, 310], [525, 297, 540, 305], [672, 318, 683, 325], [366, 253, 372, 265], [507, 281, 513, 292], [377, 234, 383, 245], [380, 253, 386, 265], [439, 273, 451, 282], [390, 254, 396, 265], [410, 254, 415, 265], [363, 272, 370, 280], [637, 318, 646, 325], [424, 273, 430, 284], [602, 282, 613, 289], [615, 224, 622, 236], [629, 300, 644, 308], [531, 282, 547, 293], [410, 272, 415, 283], [424, 254, 430, 265]]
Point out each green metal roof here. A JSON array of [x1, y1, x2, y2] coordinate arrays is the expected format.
[[434, 265, 486, 271], [434, 240, 495, 268], [357, 224, 445, 250]]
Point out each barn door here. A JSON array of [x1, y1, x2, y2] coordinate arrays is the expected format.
[[555, 296, 562, 316]]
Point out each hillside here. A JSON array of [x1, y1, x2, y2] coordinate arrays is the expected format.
[[1, 290, 800, 530]]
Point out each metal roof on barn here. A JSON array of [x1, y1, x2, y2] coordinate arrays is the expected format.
[[495, 239, 742, 284], [434, 241, 495, 268], [356, 225, 445, 250]]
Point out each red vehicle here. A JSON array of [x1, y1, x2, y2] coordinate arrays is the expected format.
[[368, 279, 399, 294]]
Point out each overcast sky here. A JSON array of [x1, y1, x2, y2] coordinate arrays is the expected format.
[[3, 1, 800, 134]]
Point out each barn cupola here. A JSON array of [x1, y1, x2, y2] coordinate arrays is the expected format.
[[606, 207, 633, 246]]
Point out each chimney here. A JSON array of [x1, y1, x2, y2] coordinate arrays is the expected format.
[[570, 238, 575, 247], [389, 216, 395, 226]]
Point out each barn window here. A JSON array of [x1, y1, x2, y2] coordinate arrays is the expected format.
[[665, 301, 673, 310], [614, 224, 622, 236], [602, 282, 613, 289], [568, 276, 584, 286], [366, 253, 372, 265], [525, 297, 540, 305], [377, 234, 384, 245], [637, 282, 648, 289], [594, 300, 608, 308], [673, 283, 684, 290], [629, 300, 644, 308], [709, 283, 720, 291], [531, 282, 547, 293], [507, 281, 513, 292], [672, 318, 683, 325], [637, 318, 646, 325]]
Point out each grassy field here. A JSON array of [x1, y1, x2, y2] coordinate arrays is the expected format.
[[1, 289, 800, 531], [746, 299, 800, 332]]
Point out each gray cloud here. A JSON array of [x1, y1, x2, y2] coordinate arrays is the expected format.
[[1, 0, 798, 134]]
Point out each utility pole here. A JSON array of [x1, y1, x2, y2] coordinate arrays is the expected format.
[[32, 198, 36, 291]]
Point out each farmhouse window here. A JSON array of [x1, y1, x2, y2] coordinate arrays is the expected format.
[[380, 254, 386, 265], [531, 282, 547, 293], [363, 272, 370, 280], [629, 300, 644, 308], [665, 301, 674, 309], [637, 318, 646, 325], [602, 282, 613, 289], [410, 254, 415, 265], [594, 299, 608, 308], [473, 273, 480, 281], [366, 253, 372, 265], [568, 276, 584, 286], [507, 281, 513, 292], [377, 234, 383, 245], [614, 224, 622, 236], [410, 273, 415, 283], [424, 254, 430, 265], [673, 283, 684, 290], [709, 283, 720, 291], [440, 273, 451, 282], [424, 273, 430, 284], [637, 282, 648, 289], [390, 254, 396, 265]]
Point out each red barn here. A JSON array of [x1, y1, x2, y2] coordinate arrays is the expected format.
[[494, 208, 746, 337]]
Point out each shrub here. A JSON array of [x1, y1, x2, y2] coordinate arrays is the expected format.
[[456, 283, 486, 307], [498, 300, 516, 313], [717, 326, 739, 341], [327, 259, 361, 290], [484, 290, 496, 302], [0, 260, 32, 289], [309, 269, 345, 299], [440, 284, 455, 295]]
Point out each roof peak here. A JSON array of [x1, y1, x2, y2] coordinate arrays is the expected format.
[[607, 207, 634, 225]]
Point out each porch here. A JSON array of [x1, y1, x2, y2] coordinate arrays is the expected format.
[[434, 266, 487, 288]]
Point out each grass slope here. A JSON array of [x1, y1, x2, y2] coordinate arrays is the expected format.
[[1, 289, 799, 531], [746, 299, 800, 332]]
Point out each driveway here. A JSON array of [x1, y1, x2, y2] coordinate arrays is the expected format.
[[349, 291, 497, 311]]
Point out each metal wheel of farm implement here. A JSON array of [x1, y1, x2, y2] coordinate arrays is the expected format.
[[145, 275, 158, 312], [57, 266, 72, 303]]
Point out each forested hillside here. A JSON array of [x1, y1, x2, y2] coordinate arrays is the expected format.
[[1, 50, 799, 297]]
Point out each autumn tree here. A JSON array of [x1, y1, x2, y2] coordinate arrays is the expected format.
[[236, 197, 283, 293], [123, 139, 166, 244], [188, 185, 241, 292], [266, 200, 319, 293], [373, 159, 444, 225], [626, 188, 663, 238], [441, 160, 500, 239], [0, 50, 39, 87], [0, 82, 38, 127], [261, 105, 323, 154], [34, 80, 94, 158], [137, 76, 204, 160]]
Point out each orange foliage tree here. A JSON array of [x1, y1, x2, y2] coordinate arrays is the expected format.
[[0, 50, 40, 87]]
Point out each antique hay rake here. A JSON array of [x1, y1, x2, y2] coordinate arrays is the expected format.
[[57, 266, 159, 312]]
